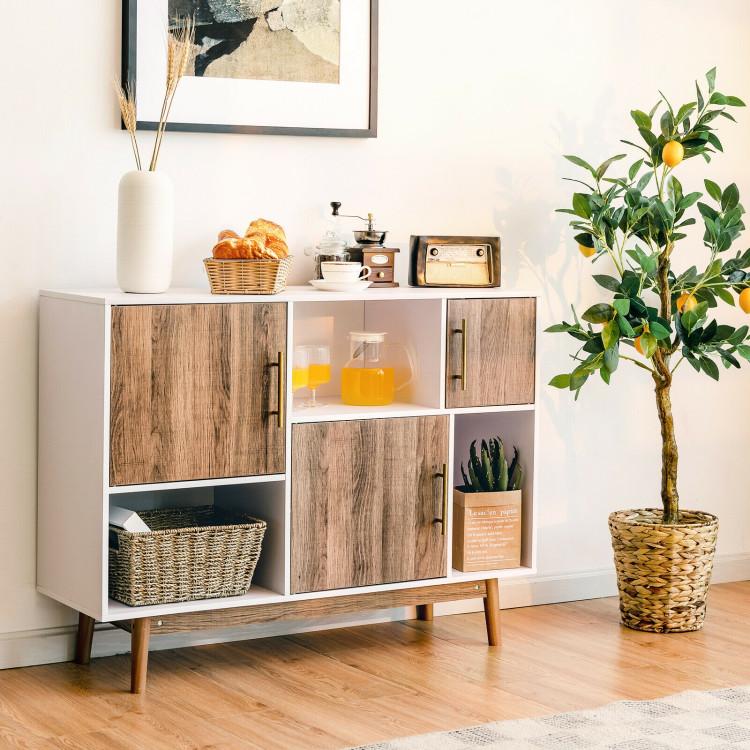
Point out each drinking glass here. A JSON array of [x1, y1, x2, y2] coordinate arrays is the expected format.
[[291, 346, 310, 394], [303, 345, 331, 408]]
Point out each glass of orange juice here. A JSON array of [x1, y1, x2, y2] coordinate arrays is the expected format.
[[292, 346, 309, 395], [303, 345, 331, 408]]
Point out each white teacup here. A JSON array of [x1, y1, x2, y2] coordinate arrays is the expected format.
[[321, 261, 371, 283]]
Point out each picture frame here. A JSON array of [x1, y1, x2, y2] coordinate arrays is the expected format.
[[122, 0, 378, 138]]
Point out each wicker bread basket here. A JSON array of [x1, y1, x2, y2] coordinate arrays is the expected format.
[[204, 256, 293, 295], [609, 508, 718, 633], [109, 506, 267, 607]]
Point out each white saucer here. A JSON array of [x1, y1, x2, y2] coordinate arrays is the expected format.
[[308, 279, 373, 292]]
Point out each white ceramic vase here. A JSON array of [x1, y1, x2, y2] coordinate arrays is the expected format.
[[117, 170, 174, 293]]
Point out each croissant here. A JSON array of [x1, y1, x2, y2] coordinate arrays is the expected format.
[[217, 229, 240, 242], [213, 235, 266, 259], [247, 218, 286, 243], [265, 236, 289, 259]]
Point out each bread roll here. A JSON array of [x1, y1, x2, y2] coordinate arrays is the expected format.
[[246, 218, 286, 243]]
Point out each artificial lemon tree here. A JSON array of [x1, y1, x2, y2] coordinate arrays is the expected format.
[[549, 69, 750, 524]]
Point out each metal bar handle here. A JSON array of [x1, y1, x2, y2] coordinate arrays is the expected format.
[[434, 463, 448, 536], [452, 318, 467, 391], [274, 351, 285, 428]]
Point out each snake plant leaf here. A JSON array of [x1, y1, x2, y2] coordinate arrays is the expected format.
[[510, 465, 524, 492], [507, 447, 519, 490]]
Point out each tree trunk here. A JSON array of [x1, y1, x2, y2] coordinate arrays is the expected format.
[[654, 374, 679, 523], [654, 247, 679, 524]]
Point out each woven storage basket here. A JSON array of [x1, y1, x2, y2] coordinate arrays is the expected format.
[[609, 508, 718, 633], [204, 256, 293, 295], [109, 506, 267, 607]]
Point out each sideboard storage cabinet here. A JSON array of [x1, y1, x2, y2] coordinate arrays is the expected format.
[[38, 287, 538, 693]]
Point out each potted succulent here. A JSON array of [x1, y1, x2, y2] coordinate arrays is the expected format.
[[548, 69, 749, 632], [454, 438, 523, 572]]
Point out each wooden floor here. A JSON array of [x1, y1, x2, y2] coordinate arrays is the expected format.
[[2, 582, 750, 749]]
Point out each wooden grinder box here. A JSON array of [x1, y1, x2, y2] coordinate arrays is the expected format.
[[452, 489, 522, 572]]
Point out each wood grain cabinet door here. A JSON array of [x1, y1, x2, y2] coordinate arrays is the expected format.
[[291, 416, 449, 594], [110, 303, 286, 486], [446, 298, 536, 408]]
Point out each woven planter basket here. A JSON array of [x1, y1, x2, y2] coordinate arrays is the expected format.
[[109, 506, 267, 607], [609, 508, 718, 633], [204, 256, 293, 295]]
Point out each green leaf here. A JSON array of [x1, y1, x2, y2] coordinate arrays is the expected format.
[[679, 192, 701, 210], [595, 154, 627, 180], [613, 298, 630, 316], [706, 67, 717, 92], [572, 193, 592, 218], [582, 303, 614, 324], [660, 110, 674, 137], [630, 110, 652, 129], [569, 368, 589, 391], [704, 179, 722, 202], [639, 128, 657, 147], [574, 232, 595, 248], [649, 320, 672, 340], [696, 81, 705, 111], [709, 92, 728, 105], [593, 274, 621, 292], [725, 95, 746, 107], [716, 286, 736, 306], [616, 313, 636, 337], [675, 102, 696, 124], [639, 331, 657, 358], [602, 319, 620, 350], [564, 155, 595, 174], [600, 367, 611, 384], [722, 183, 740, 211], [603, 345, 619, 373], [700, 357, 720, 380], [628, 159, 644, 181], [737, 344, 750, 361]]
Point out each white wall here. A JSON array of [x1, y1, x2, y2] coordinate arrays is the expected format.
[[2, 0, 750, 663]]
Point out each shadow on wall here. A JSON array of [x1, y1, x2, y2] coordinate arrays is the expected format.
[[492, 92, 658, 556]]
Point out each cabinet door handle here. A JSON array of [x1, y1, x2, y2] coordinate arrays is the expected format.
[[434, 463, 448, 536], [273, 351, 284, 428], [452, 319, 467, 391]]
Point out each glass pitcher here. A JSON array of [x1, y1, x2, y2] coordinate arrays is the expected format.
[[341, 332, 415, 406]]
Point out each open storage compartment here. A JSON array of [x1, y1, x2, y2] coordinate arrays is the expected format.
[[106, 479, 286, 616], [450, 410, 536, 577], [291, 298, 444, 420]]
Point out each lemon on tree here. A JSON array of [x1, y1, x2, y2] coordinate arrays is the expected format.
[[662, 140, 684, 168]]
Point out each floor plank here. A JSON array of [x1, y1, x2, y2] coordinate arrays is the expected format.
[[1, 583, 749, 749]]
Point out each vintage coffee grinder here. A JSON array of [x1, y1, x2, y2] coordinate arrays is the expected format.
[[331, 202, 400, 287]]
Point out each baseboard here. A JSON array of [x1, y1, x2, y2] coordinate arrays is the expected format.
[[3, 553, 749, 671]]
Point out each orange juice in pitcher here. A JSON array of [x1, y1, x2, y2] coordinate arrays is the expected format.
[[341, 332, 413, 407]]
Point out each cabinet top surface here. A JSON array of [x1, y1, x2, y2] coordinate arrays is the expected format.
[[39, 286, 540, 305]]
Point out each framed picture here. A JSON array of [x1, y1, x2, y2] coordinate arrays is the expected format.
[[122, 1, 378, 137]]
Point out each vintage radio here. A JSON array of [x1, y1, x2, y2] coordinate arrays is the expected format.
[[408, 235, 501, 288]]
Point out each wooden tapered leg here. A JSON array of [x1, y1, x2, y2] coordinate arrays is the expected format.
[[483, 578, 500, 646], [74, 613, 95, 665], [416, 604, 434, 621], [130, 618, 151, 694]]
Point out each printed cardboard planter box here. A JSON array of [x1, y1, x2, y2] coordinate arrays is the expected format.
[[452, 488, 522, 572]]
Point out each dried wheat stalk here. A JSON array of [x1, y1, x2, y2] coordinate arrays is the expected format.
[[149, 15, 195, 171], [114, 78, 142, 170]]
